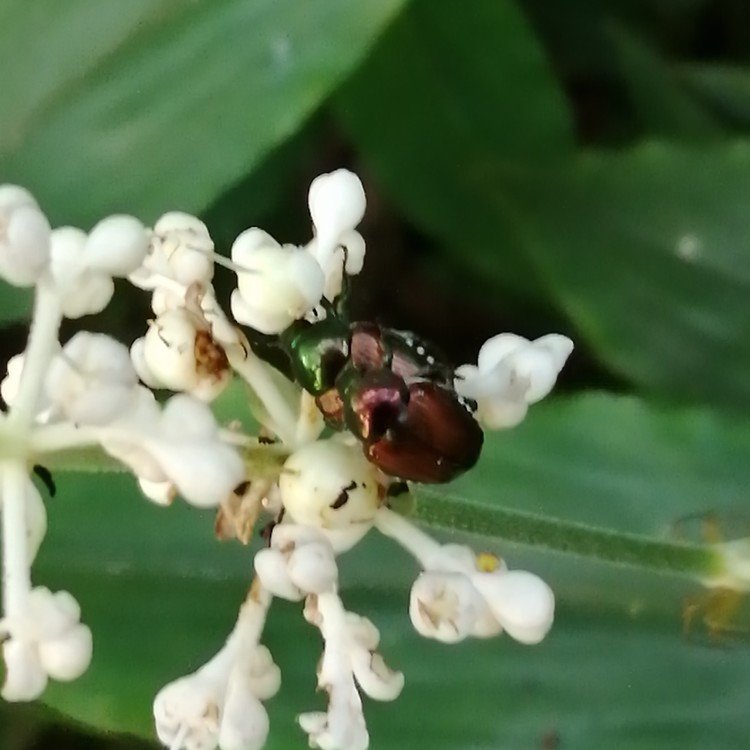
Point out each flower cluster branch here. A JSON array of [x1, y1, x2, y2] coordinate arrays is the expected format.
[[0, 172, 575, 748]]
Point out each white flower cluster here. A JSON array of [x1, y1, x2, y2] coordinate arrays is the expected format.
[[0, 171, 572, 749]]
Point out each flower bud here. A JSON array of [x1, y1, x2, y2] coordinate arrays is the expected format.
[[0, 185, 51, 287], [45, 332, 138, 425], [455, 332, 573, 429], [135, 308, 230, 400], [472, 570, 555, 645], [231, 229, 325, 334], [84, 215, 149, 276], [308, 170, 366, 253], [218, 677, 269, 750], [1, 640, 48, 702], [279, 440, 379, 545], [37, 623, 93, 681], [152, 211, 214, 286]]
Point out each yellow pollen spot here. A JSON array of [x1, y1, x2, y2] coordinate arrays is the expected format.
[[476, 552, 500, 572]]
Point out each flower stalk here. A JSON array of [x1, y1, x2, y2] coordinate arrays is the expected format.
[[415, 490, 726, 581]]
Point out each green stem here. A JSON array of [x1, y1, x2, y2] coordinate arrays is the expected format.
[[415, 491, 724, 580]]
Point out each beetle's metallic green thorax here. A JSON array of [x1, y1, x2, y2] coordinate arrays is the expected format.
[[282, 317, 350, 395]]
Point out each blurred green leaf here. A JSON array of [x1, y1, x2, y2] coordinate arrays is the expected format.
[[611, 26, 722, 139], [0, 283, 31, 324], [337, 0, 573, 299], [509, 142, 750, 410], [0, 0, 406, 226], [678, 63, 750, 129], [0, 0, 164, 149], [33, 393, 750, 747]]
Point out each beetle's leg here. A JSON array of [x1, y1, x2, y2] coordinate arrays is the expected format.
[[334, 253, 351, 317]]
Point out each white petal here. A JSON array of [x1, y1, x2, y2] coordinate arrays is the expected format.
[[409, 571, 491, 644], [45, 332, 137, 425], [253, 548, 303, 601], [1, 352, 25, 408], [60, 271, 114, 319], [138, 477, 175, 506], [230, 288, 296, 335], [308, 170, 366, 251], [345, 614, 380, 652], [0, 204, 51, 287], [476, 333, 527, 371], [478, 397, 528, 430], [217, 668, 270, 750], [473, 570, 555, 645], [151, 211, 214, 287], [141, 309, 203, 393], [535, 334, 574, 371], [153, 675, 222, 750], [1, 640, 48, 701], [232, 239, 325, 333], [287, 542, 338, 594], [504, 346, 561, 404], [23, 587, 80, 642], [243, 645, 281, 701], [37, 623, 93, 681], [130, 337, 162, 389], [231, 228, 279, 265], [85, 215, 149, 276], [340, 230, 366, 275], [49, 226, 87, 292], [350, 648, 404, 702]]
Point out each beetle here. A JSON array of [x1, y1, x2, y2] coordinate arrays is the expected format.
[[280, 316, 483, 483]]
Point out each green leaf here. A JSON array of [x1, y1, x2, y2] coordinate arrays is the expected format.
[[509, 142, 750, 409], [0, 1, 163, 150], [678, 63, 750, 129], [0, 282, 31, 324], [336, 0, 573, 299], [32, 393, 750, 747], [611, 26, 722, 140], [0, 0, 406, 226]]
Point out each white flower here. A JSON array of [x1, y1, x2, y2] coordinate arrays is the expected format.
[[154, 589, 277, 750], [345, 613, 404, 702], [49, 216, 148, 319], [85, 215, 151, 277], [100, 390, 244, 508], [217, 669, 270, 750], [298, 592, 402, 750], [230, 228, 325, 334], [308, 170, 366, 265], [455, 333, 573, 429], [45, 332, 138, 425], [131, 306, 230, 401], [309, 229, 366, 303], [410, 545, 554, 645], [0, 351, 56, 422], [409, 571, 499, 643], [254, 524, 338, 601], [1, 587, 93, 701], [130, 212, 214, 291], [279, 439, 380, 552], [154, 672, 223, 750], [307, 170, 366, 303], [0, 185, 51, 287]]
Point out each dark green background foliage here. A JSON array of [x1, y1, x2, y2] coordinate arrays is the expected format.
[[2, 1, 750, 748]]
